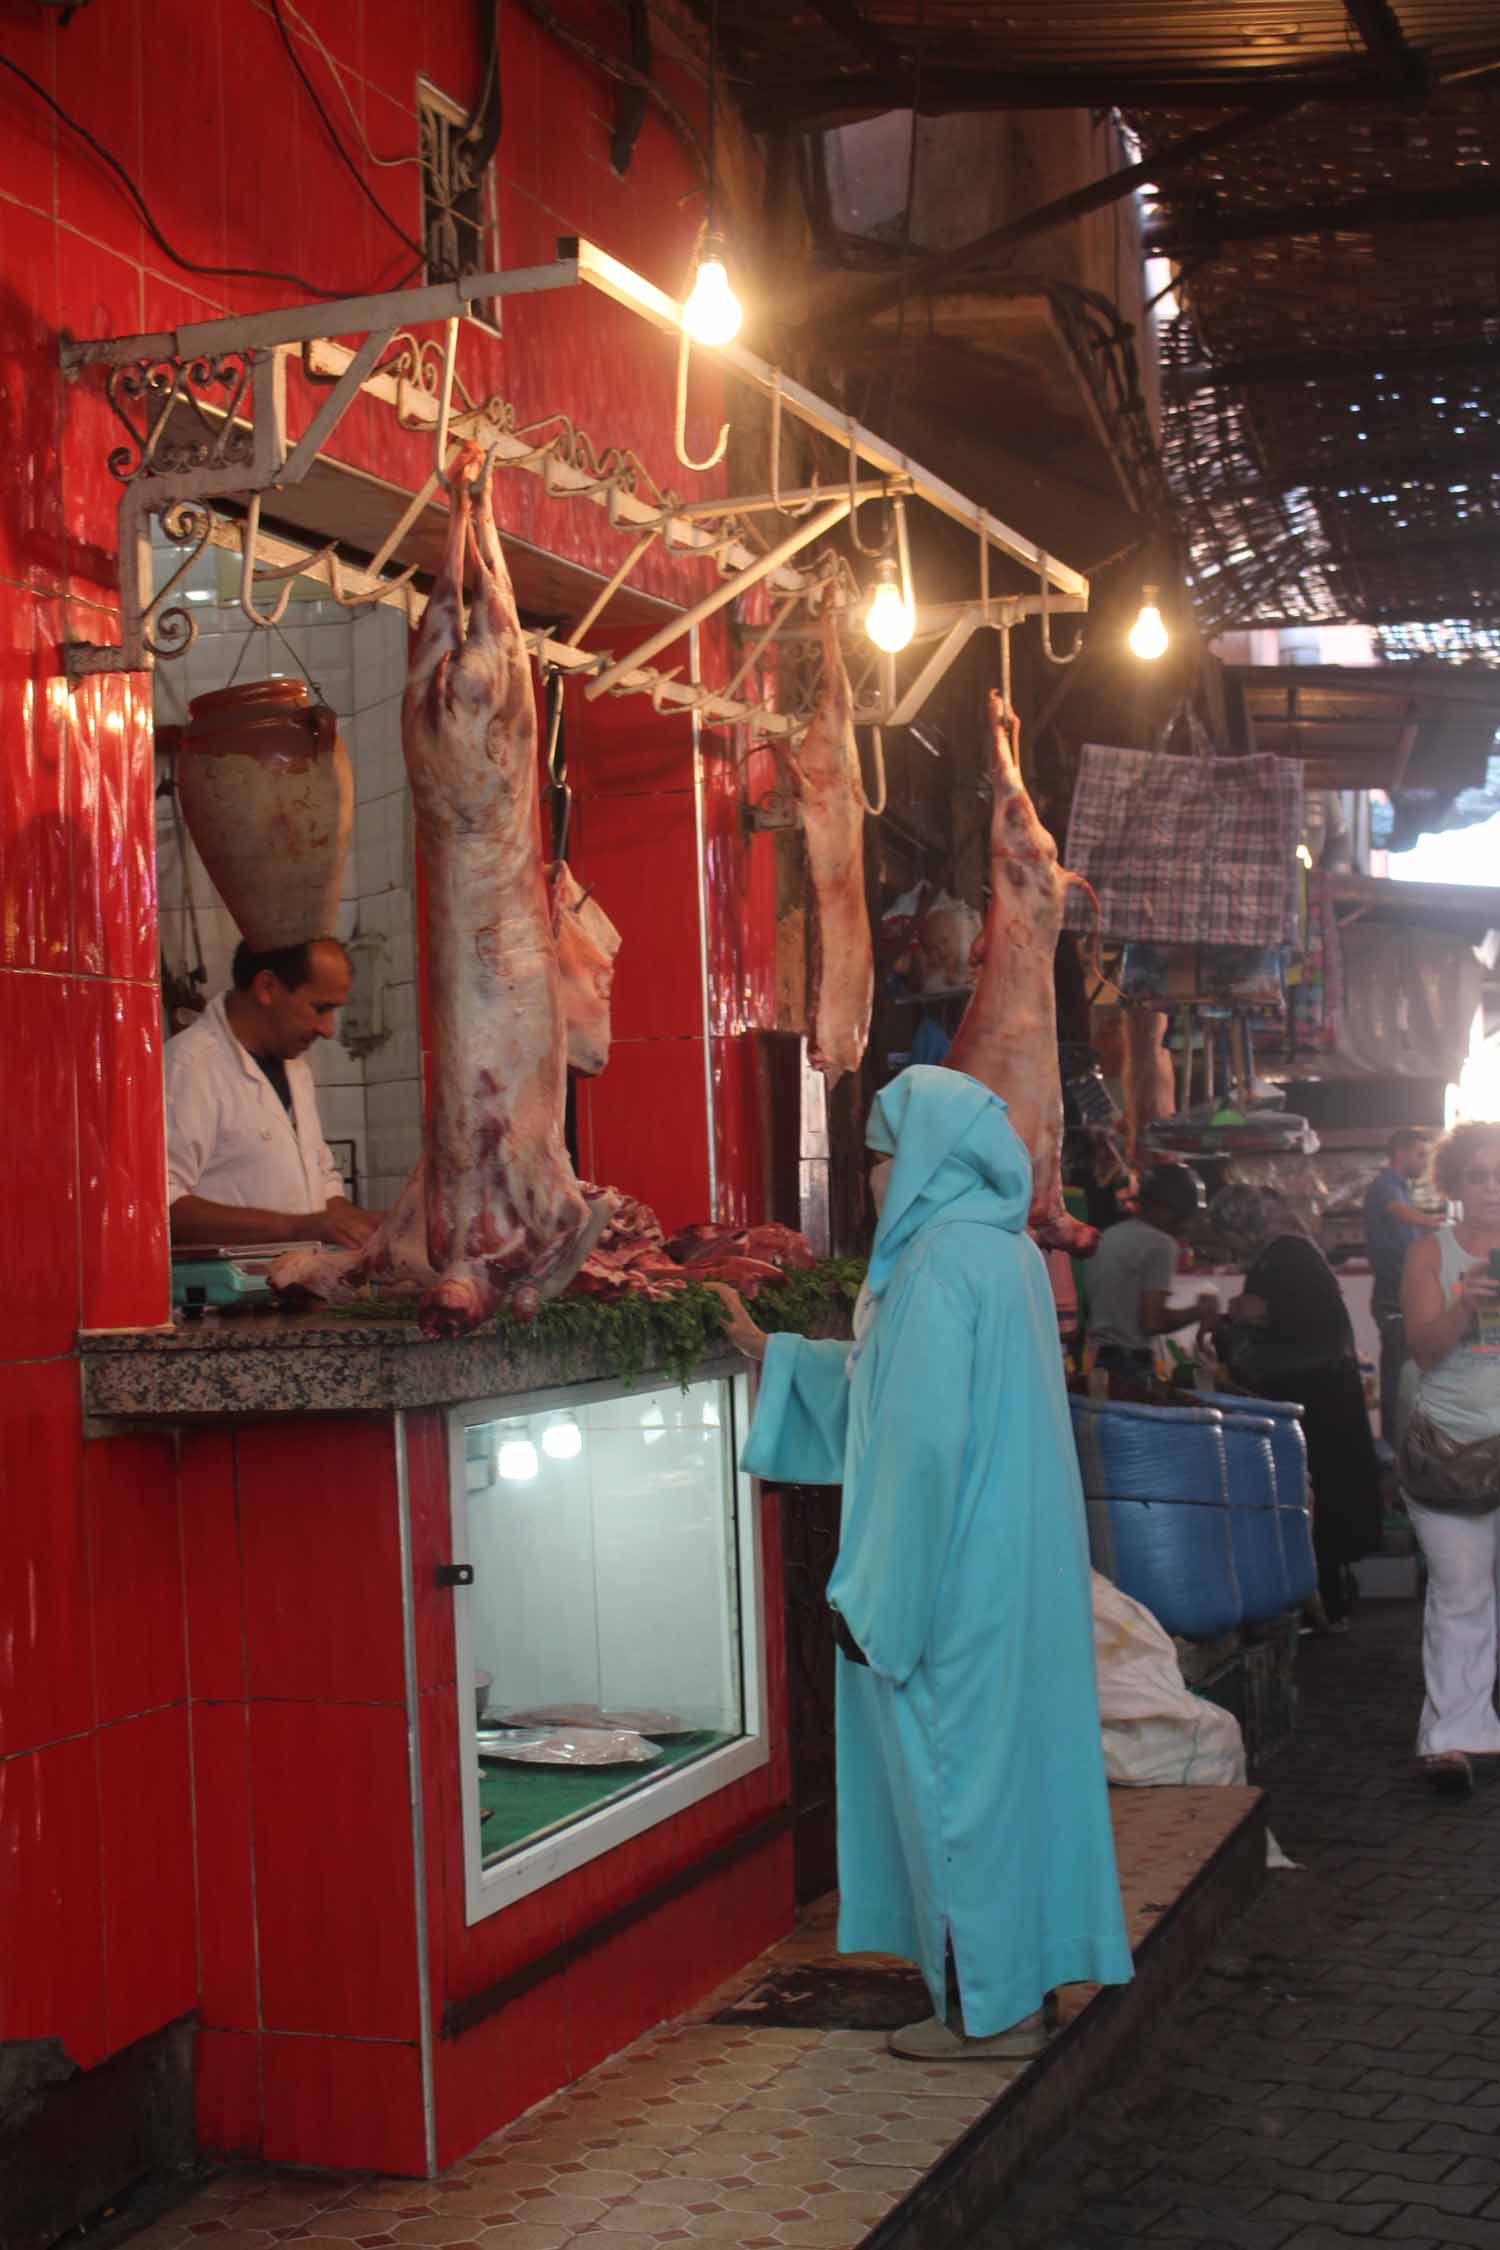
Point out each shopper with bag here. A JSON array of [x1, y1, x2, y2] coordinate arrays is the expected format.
[[1399, 1119, 1500, 1796]]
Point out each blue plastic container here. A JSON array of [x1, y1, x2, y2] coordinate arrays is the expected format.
[[1217, 1410, 1290, 1623], [1195, 1390, 1315, 1608], [1070, 1398, 1243, 1639]]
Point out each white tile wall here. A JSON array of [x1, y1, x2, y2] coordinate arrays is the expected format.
[[153, 525, 426, 1213]]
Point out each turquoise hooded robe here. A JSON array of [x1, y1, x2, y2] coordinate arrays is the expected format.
[[742, 1066, 1132, 2033]]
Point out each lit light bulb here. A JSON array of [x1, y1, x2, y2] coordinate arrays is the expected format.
[[497, 1438, 539, 1482], [541, 1417, 583, 1461], [1128, 586, 1169, 661], [866, 560, 914, 653], [681, 237, 742, 347]]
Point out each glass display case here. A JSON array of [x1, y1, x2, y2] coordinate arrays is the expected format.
[[449, 1366, 767, 1920]]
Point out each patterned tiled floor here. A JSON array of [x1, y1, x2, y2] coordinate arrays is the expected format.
[[126, 1786, 1260, 2250]]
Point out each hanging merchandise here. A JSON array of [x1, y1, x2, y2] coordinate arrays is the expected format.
[[1330, 923, 1482, 1081], [909, 1012, 951, 1065], [916, 891, 982, 993], [1117, 942, 1289, 1010], [1064, 745, 1303, 951]]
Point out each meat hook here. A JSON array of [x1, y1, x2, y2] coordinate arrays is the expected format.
[[1038, 556, 1084, 666], [768, 372, 818, 518], [847, 433, 891, 558], [238, 496, 298, 630], [858, 720, 888, 818], [433, 317, 462, 491], [673, 328, 730, 473]]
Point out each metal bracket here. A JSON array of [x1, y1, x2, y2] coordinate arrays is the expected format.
[[434, 1562, 475, 1589]]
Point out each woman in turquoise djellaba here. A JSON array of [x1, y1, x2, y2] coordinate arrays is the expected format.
[[712, 1065, 1132, 2060]]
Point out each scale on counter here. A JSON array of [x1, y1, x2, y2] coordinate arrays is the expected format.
[[170, 1242, 310, 1308]]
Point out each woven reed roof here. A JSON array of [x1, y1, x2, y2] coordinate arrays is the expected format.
[[714, 0, 1500, 655], [1137, 79, 1500, 651]]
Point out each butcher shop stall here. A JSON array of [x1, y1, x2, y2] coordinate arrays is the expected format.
[[52, 163, 1101, 2184]]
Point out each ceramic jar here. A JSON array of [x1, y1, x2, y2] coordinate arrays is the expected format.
[[175, 679, 353, 951]]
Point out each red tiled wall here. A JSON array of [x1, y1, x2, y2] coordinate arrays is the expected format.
[[0, 0, 779, 2140], [179, 1417, 426, 2171]]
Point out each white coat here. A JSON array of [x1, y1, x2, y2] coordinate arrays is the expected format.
[[165, 993, 343, 1218]]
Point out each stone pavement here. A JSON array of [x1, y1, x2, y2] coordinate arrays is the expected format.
[[968, 1597, 1500, 2250]]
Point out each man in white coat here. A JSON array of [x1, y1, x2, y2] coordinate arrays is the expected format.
[[166, 936, 380, 1250]]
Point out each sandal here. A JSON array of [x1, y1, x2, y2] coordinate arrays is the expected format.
[[1422, 1752, 1473, 1796]]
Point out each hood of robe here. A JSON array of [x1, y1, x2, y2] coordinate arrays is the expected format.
[[864, 1065, 1032, 1298]]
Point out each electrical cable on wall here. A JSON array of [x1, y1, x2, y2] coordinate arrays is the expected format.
[[265, 0, 429, 266], [0, 50, 413, 298]]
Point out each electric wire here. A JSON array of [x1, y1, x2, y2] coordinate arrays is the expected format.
[[277, 0, 421, 168], [0, 49, 404, 298], [265, 0, 429, 267]]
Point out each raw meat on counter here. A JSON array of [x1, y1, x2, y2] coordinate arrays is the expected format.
[[272, 462, 613, 1335], [944, 694, 1098, 1258], [782, 608, 874, 1085], [572, 1208, 820, 1302]]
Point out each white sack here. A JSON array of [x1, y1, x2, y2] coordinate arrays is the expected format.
[[1093, 1570, 1247, 1787]]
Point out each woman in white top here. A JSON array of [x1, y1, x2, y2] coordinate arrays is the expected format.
[[1400, 1119, 1500, 1794]]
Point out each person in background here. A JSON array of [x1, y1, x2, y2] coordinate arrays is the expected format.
[[1364, 1129, 1442, 1443], [1084, 1163, 1219, 1382], [1208, 1185, 1382, 1628], [167, 936, 381, 1250], [709, 1066, 1132, 2061], [1398, 1120, 1500, 1795]]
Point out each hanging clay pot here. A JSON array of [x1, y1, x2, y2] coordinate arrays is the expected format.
[[175, 680, 353, 952]]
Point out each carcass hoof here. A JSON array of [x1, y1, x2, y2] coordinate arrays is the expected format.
[[418, 1277, 490, 1338]]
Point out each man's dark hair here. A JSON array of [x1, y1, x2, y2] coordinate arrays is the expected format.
[[1388, 1128, 1426, 1160], [1139, 1163, 1201, 1225], [232, 936, 345, 992]]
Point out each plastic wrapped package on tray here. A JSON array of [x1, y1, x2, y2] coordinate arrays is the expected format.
[[1070, 1397, 1243, 1640]]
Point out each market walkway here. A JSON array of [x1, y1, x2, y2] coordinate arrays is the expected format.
[[970, 1595, 1500, 2250]]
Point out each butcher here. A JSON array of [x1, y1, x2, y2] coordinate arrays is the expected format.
[[166, 936, 381, 1250]]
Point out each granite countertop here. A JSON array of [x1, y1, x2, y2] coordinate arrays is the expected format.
[[79, 1310, 744, 1424]]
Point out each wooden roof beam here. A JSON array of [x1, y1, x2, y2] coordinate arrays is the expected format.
[[1168, 330, 1500, 392], [741, 59, 1411, 128], [1147, 179, 1500, 254], [1341, 0, 1433, 95]]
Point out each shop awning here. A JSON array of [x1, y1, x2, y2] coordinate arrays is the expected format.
[[1230, 665, 1500, 798]]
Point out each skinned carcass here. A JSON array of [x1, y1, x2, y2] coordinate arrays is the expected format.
[[944, 694, 1098, 1258], [551, 861, 620, 1077], [272, 464, 612, 1333], [783, 610, 874, 1084]]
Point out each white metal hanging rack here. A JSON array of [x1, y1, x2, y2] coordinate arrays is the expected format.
[[60, 237, 1088, 738]]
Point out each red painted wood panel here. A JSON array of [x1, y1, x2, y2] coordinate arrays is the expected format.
[[249, 1699, 420, 2041], [87, 1434, 185, 1725], [261, 2032, 427, 2175], [0, 1735, 107, 2068], [237, 1418, 406, 1705], [98, 1706, 196, 2055]]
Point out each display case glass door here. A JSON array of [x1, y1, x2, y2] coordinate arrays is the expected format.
[[448, 1365, 766, 1919]]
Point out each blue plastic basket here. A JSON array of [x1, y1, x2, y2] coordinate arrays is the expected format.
[[1217, 1410, 1292, 1623], [1070, 1398, 1243, 1640], [1195, 1391, 1315, 1608]]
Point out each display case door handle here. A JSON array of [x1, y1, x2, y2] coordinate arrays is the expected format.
[[434, 1563, 474, 1588]]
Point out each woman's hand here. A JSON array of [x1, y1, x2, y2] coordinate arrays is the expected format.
[[703, 1281, 770, 1362], [1454, 1266, 1500, 1318]]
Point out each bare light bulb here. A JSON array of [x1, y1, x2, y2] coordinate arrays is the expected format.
[[866, 560, 914, 653], [681, 238, 742, 347], [1128, 586, 1169, 661]]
